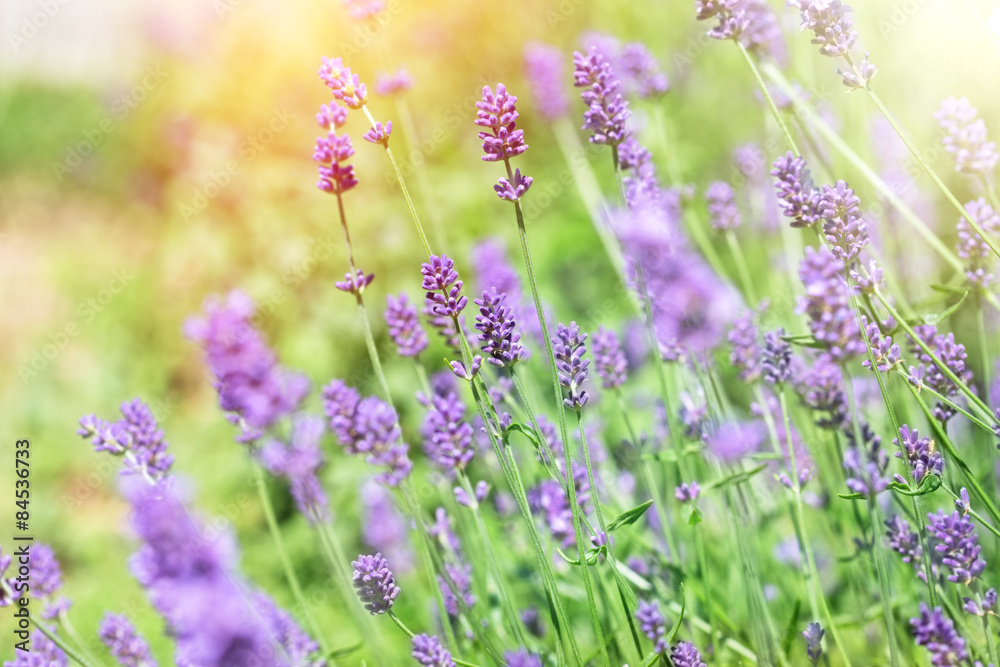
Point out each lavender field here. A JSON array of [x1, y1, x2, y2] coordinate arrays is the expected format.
[[2, 0, 1000, 665]]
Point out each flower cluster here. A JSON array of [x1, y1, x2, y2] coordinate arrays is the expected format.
[[771, 152, 821, 228], [385, 292, 429, 357], [313, 103, 359, 195], [420, 391, 475, 474], [474, 288, 525, 368], [592, 326, 628, 389], [99, 613, 158, 667], [910, 604, 968, 666], [523, 43, 570, 121], [892, 424, 943, 485], [352, 552, 400, 614], [957, 198, 1000, 287], [636, 599, 667, 653], [762, 328, 792, 385], [819, 180, 868, 264], [728, 312, 761, 382], [928, 504, 987, 585], [860, 316, 901, 374], [412, 634, 455, 667], [553, 322, 590, 409], [78, 398, 174, 483], [706, 181, 741, 230], [936, 97, 999, 175], [374, 68, 412, 97], [260, 415, 330, 524], [906, 323, 973, 424], [573, 47, 631, 147], [670, 641, 707, 667], [319, 56, 368, 109], [797, 247, 864, 362]]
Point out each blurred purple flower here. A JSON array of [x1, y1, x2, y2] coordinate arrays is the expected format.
[[523, 43, 570, 121]]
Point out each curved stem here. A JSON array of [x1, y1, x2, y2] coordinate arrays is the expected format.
[[28, 612, 95, 667], [735, 41, 800, 155]]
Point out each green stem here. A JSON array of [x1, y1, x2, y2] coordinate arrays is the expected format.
[[735, 41, 800, 155], [725, 229, 757, 306], [985, 615, 1000, 667], [29, 612, 96, 667], [58, 613, 105, 667]]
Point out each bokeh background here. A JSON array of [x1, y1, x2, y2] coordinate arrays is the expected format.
[[2, 0, 1000, 662]]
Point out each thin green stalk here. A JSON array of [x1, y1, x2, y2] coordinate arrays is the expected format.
[[691, 520, 717, 653], [387, 612, 486, 667], [251, 463, 331, 655], [360, 104, 432, 257], [724, 229, 757, 305], [942, 484, 1000, 540], [394, 95, 446, 250], [58, 613, 106, 667], [978, 294, 991, 390], [735, 41, 800, 155], [29, 612, 95, 667]]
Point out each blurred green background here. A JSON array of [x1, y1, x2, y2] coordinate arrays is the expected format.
[[2, 0, 1000, 662]]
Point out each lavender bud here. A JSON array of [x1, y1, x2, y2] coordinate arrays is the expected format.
[[352, 553, 401, 614]]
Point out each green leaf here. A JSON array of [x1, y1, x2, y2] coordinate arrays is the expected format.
[[505, 422, 539, 446], [837, 492, 868, 501], [608, 499, 654, 534], [326, 642, 364, 660], [923, 290, 969, 325], [664, 584, 686, 645], [688, 506, 703, 525], [889, 475, 942, 497], [555, 546, 603, 566], [704, 464, 769, 491]]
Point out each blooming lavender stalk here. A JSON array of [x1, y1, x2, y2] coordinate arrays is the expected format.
[[352, 553, 400, 615], [906, 323, 973, 424], [31, 544, 71, 620], [474, 288, 525, 368], [797, 247, 864, 362], [77, 398, 174, 483], [670, 641, 708, 667], [385, 293, 429, 357], [319, 56, 368, 109], [803, 622, 824, 665], [636, 599, 667, 653], [553, 322, 590, 409], [860, 316, 901, 374], [957, 199, 1000, 287], [503, 648, 542, 667], [421, 254, 480, 375], [619, 42, 669, 97], [361, 479, 413, 572], [936, 97, 1000, 175], [801, 355, 848, 429], [420, 391, 475, 474], [819, 180, 869, 264], [886, 516, 929, 580], [259, 415, 330, 524], [728, 312, 761, 382], [476, 84, 534, 203], [592, 326, 628, 389], [523, 43, 570, 121], [771, 152, 821, 228], [411, 634, 455, 667], [706, 181, 742, 230], [762, 328, 792, 385], [892, 425, 943, 486], [313, 103, 359, 195], [843, 420, 889, 496], [572, 47, 631, 148], [786, 0, 877, 91], [99, 614, 157, 667], [911, 604, 968, 666], [928, 501, 987, 585]]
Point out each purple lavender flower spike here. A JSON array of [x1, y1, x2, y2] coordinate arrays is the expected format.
[[7, 631, 67, 666], [523, 43, 570, 121], [936, 97, 1000, 175], [886, 515, 928, 579], [528, 475, 589, 549], [819, 180, 868, 264], [905, 323, 973, 424], [421, 391, 475, 474], [361, 479, 413, 572], [928, 502, 986, 585], [893, 424, 944, 485], [728, 312, 761, 382], [438, 561, 475, 617], [620, 42, 670, 97], [260, 415, 330, 524], [185, 291, 309, 442], [675, 481, 701, 504], [762, 328, 792, 385], [553, 322, 590, 409], [255, 591, 325, 666], [957, 198, 1000, 287], [670, 641, 708, 667], [99, 613, 158, 667], [385, 293, 429, 357], [572, 47, 631, 147], [911, 604, 968, 666], [474, 288, 524, 368], [803, 622, 824, 665], [314, 129, 359, 194], [335, 268, 375, 295], [362, 120, 392, 147], [636, 599, 667, 653], [771, 152, 821, 228], [316, 102, 348, 129], [77, 398, 174, 482], [374, 68, 412, 96], [592, 326, 628, 389], [787, 0, 858, 58], [839, 52, 877, 90], [422, 255, 469, 319], [352, 552, 400, 614], [706, 181, 742, 230], [319, 56, 368, 109], [843, 421, 889, 496], [860, 316, 901, 374], [412, 634, 455, 667], [963, 588, 997, 616], [494, 168, 534, 202], [797, 246, 864, 362], [475, 83, 528, 163], [801, 355, 848, 429], [449, 356, 482, 381], [504, 648, 542, 667], [695, 0, 751, 40], [32, 543, 71, 620]]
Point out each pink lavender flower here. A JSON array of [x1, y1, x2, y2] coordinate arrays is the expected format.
[[494, 168, 534, 202], [184, 292, 309, 442], [474, 288, 524, 368], [573, 47, 631, 147], [475, 83, 528, 162], [352, 552, 400, 614], [928, 502, 986, 585], [260, 415, 329, 525], [787, 0, 858, 58], [819, 180, 868, 264], [319, 56, 368, 109], [314, 128, 359, 194], [421, 391, 475, 473], [636, 599, 667, 653], [771, 152, 821, 228], [363, 120, 392, 148], [412, 634, 455, 667], [374, 68, 412, 96], [523, 43, 570, 121], [99, 613, 158, 667], [910, 604, 968, 666], [316, 103, 348, 129], [335, 268, 374, 295], [675, 481, 701, 504], [620, 42, 669, 97], [670, 641, 707, 667], [77, 398, 174, 483], [592, 326, 628, 389], [803, 622, 824, 665], [936, 97, 999, 175], [385, 293, 429, 357], [728, 312, 761, 382], [797, 247, 864, 362], [957, 198, 1000, 287], [553, 322, 590, 409], [892, 424, 943, 485]]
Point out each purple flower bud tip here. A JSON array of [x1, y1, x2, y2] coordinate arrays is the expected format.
[[335, 268, 375, 295], [474, 288, 524, 367], [319, 56, 368, 109], [552, 322, 590, 409], [450, 356, 482, 381], [573, 47, 631, 147], [494, 168, 534, 202], [475, 83, 529, 163], [363, 120, 392, 147], [675, 481, 700, 503], [374, 68, 412, 96], [803, 622, 824, 665], [422, 254, 469, 319], [352, 552, 400, 614], [412, 633, 455, 667]]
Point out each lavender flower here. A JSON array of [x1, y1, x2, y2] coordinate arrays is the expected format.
[[255, 592, 326, 666], [787, 0, 858, 58], [636, 599, 667, 653], [706, 181, 742, 230], [771, 152, 821, 228], [438, 561, 475, 617], [6, 631, 67, 666], [762, 328, 792, 384], [800, 355, 848, 429], [260, 415, 329, 524], [803, 622, 824, 665], [843, 421, 889, 496], [31, 543, 71, 620], [911, 604, 968, 666], [185, 291, 309, 442], [335, 268, 374, 295], [963, 588, 997, 616], [675, 481, 701, 504], [503, 649, 542, 667], [412, 634, 455, 667], [819, 180, 868, 264], [316, 103, 348, 130], [421, 391, 475, 473], [670, 641, 708, 667], [494, 167, 534, 202], [374, 68, 412, 96], [892, 425, 943, 485], [422, 255, 469, 319], [385, 293, 429, 357], [728, 312, 761, 382], [318, 56, 368, 109], [528, 474, 589, 549], [706, 420, 766, 463], [523, 43, 570, 121], [839, 52, 877, 90], [620, 42, 669, 97], [860, 316, 901, 374], [592, 326, 628, 389], [696, 0, 751, 40], [352, 552, 400, 614], [906, 323, 973, 424], [573, 47, 631, 147], [957, 198, 1000, 287], [313, 126, 359, 195], [362, 120, 392, 148], [361, 479, 413, 573], [936, 97, 999, 175], [886, 515, 928, 579], [99, 613, 158, 667], [77, 398, 174, 483], [797, 247, 864, 362], [475, 83, 528, 163], [553, 322, 590, 409], [474, 288, 524, 367], [928, 504, 986, 585]]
